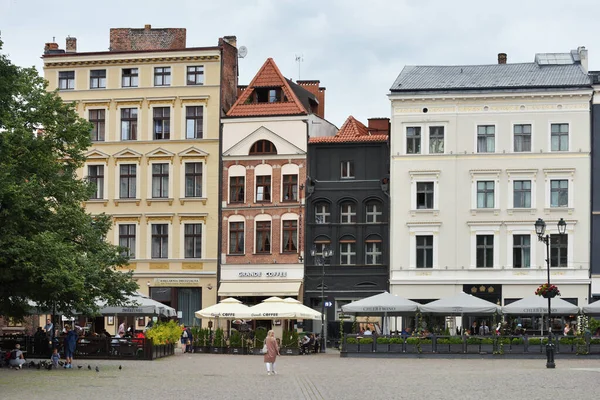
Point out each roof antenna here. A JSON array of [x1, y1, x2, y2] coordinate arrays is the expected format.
[[295, 54, 304, 81]]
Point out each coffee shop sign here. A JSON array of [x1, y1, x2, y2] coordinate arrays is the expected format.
[[238, 271, 288, 278]]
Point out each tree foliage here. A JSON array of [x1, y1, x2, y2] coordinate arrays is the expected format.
[[0, 38, 138, 319]]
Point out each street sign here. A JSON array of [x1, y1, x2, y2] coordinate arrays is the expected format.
[[324, 301, 333, 307]]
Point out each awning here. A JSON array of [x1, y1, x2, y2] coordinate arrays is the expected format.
[[218, 281, 301, 297]]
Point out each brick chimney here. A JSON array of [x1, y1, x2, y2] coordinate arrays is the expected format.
[[109, 25, 186, 52], [297, 80, 325, 118], [367, 118, 390, 135], [498, 53, 507, 64], [223, 36, 237, 48], [44, 41, 59, 54], [65, 36, 77, 53]]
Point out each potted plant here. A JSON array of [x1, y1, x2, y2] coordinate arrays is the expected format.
[[358, 337, 373, 353], [252, 327, 267, 355], [211, 328, 226, 354], [435, 337, 451, 353], [405, 337, 419, 353], [558, 336, 574, 354], [345, 336, 359, 353], [192, 327, 209, 353], [376, 336, 390, 352], [229, 330, 246, 355], [535, 283, 560, 298], [389, 337, 403, 353], [480, 338, 494, 353], [525, 337, 540, 353], [448, 336, 463, 353], [281, 329, 300, 355], [589, 338, 600, 354], [465, 337, 480, 353]]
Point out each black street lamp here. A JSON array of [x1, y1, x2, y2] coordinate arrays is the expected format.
[[534, 217, 567, 369], [310, 245, 334, 353]]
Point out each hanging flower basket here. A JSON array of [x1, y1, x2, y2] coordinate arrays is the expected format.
[[535, 283, 560, 298]]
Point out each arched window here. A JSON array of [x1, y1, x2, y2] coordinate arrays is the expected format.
[[365, 200, 383, 223], [339, 235, 356, 265], [314, 202, 331, 223], [340, 201, 357, 224], [365, 235, 383, 265], [249, 140, 277, 155]]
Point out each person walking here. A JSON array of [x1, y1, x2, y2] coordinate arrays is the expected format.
[[263, 330, 279, 376], [63, 324, 78, 369]]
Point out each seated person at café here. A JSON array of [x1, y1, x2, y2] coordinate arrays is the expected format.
[[9, 344, 26, 369], [300, 334, 311, 354], [363, 327, 373, 336]]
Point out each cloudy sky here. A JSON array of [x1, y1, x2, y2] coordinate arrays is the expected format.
[[1, 0, 598, 127]]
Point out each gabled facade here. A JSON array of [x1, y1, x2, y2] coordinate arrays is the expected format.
[[305, 116, 390, 342], [42, 26, 239, 331], [388, 49, 592, 331], [219, 58, 336, 308]]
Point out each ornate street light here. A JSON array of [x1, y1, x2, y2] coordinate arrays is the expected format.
[[310, 244, 334, 353], [535, 217, 567, 369]]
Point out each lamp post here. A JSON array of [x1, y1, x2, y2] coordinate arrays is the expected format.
[[310, 245, 334, 353], [534, 217, 567, 369]]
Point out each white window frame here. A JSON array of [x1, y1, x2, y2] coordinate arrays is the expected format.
[[407, 224, 440, 269], [365, 200, 383, 223], [227, 165, 246, 204], [365, 239, 383, 265], [254, 164, 272, 203], [339, 240, 357, 265], [147, 222, 172, 259], [115, 222, 139, 260], [409, 170, 440, 215], [469, 224, 501, 269], [340, 160, 355, 179], [543, 168, 575, 212], [117, 105, 139, 141], [280, 213, 299, 254], [281, 163, 300, 202], [180, 220, 205, 259], [505, 225, 537, 269], [314, 202, 331, 224], [405, 126, 422, 155], [506, 169, 537, 214], [182, 103, 207, 140], [511, 122, 534, 153], [548, 121, 571, 152], [149, 105, 173, 141], [227, 215, 246, 256], [254, 214, 272, 254], [340, 201, 357, 224], [428, 125, 446, 155], [474, 123, 496, 154], [470, 170, 500, 215]]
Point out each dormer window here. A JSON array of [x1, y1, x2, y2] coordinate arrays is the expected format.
[[255, 87, 282, 103], [249, 140, 277, 155]]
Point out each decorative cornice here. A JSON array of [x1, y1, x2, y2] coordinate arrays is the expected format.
[[44, 55, 220, 68], [83, 101, 111, 110]]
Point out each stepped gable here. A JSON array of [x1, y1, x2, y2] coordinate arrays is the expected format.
[[227, 58, 309, 117], [309, 116, 388, 143]]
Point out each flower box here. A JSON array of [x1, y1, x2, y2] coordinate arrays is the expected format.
[[535, 283, 560, 298], [193, 345, 209, 353], [229, 347, 248, 355], [358, 338, 373, 353], [211, 346, 226, 354]]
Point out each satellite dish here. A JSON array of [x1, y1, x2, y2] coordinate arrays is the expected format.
[[238, 46, 248, 58]]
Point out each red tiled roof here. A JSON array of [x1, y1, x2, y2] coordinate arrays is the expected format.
[[309, 116, 388, 143], [227, 58, 308, 117]]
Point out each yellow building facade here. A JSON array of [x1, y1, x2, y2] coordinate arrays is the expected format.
[[42, 28, 238, 330]]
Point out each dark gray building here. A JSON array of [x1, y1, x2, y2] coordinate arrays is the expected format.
[[591, 72, 600, 300], [304, 116, 390, 345]]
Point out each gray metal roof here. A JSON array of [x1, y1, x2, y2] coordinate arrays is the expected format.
[[390, 62, 591, 92]]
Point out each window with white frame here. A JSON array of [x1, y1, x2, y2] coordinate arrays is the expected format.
[[551, 123, 569, 151], [512, 234, 530, 268], [339, 237, 356, 265], [341, 161, 354, 179], [153, 107, 171, 140], [476, 235, 494, 268], [429, 126, 444, 154], [406, 127, 421, 154], [477, 125, 495, 153], [365, 239, 382, 265], [477, 181, 495, 208], [255, 175, 271, 202], [151, 163, 169, 198], [513, 180, 531, 208], [151, 224, 168, 259], [315, 202, 330, 224], [184, 223, 202, 258], [120, 108, 138, 140], [365, 200, 383, 223], [416, 235, 433, 268], [119, 164, 136, 199], [513, 124, 531, 152], [88, 165, 104, 199], [550, 180, 568, 207], [119, 224, 136, 258], [313, 239, 331, 258], [186, 106, 204, 139], [185, 163, 202, 198], [550, 234, 568, 267], [340, 201, 357, 223], [416, 182, 434, 209]]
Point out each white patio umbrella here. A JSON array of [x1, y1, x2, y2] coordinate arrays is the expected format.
[[419, 292, 500, 315], [194, 297, 250, 319], [244, 297, 299, 319], [583, 300, 600, 315], [341, 292, 419, 315], [98, 292, 176, 317], [282, 298, 322, 320], [503, 296, 580, 315]]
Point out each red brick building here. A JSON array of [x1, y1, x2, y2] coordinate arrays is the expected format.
[[219, 59, 337, 305]]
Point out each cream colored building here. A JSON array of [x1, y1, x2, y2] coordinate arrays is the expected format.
[[388, 49, 592, 323], [42, 27, 239, 330]]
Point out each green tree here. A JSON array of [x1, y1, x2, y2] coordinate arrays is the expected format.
[[0, 38, 137, 319]]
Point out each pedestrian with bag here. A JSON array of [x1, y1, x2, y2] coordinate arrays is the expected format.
[[181, 325, 189, 353], [263, 330, 279, 375]]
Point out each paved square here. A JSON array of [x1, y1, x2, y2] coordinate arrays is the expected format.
[[1, 352, 599, 399]]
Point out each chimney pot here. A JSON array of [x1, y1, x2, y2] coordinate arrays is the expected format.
[[65, 36, 77, 53], [144, 24, 151, 30], [498, 53, 507, 64]]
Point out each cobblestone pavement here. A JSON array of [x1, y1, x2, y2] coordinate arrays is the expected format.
[[1, 351, 599, 399]]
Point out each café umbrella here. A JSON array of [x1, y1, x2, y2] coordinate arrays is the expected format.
[[194, 297, 250, 319], [502, 296, 580, 315], [98, 292, 176, 317], [419, 292, 501, 315], [281, 298, 322, 319], [241, 297, 313, 320]]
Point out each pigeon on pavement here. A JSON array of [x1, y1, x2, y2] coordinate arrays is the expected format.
[[95, 366, 99, 372], [77, 365, 83, 369], [88, 365, 91, 370], [119, 365, 122, 370], [46, 363, 52, 370]]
